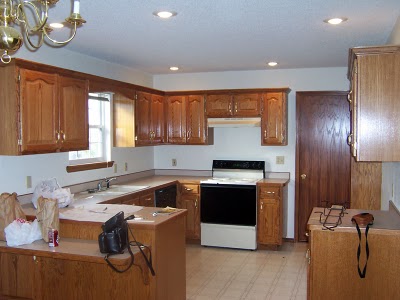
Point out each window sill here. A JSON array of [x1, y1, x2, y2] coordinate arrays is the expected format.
[[66, 161, 115, 173]]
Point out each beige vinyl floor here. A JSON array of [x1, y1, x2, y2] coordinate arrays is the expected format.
[[186, 242, 308, 300]]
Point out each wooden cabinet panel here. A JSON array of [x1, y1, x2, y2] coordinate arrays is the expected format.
[[261, 92, 287, 145], [206, 94, 232, 117], [113, 91, 135, 147], [257, 184, 284, 247], [151, 94, 165, 144], [187, 95, 206, 144], [166, 96, 187, 144], [19, 69, 59, 153], [140, 192, 155, 207], [348, 45, 400, 161], [233, 93, 261, 116], [180, 195, 200, 240], [59, 75, 89, 151], [135, 91, 152, 145]]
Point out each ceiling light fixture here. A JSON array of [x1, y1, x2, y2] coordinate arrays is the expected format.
[[169, 66, 179, 71], [267, 61, 278, 67], [153, 11, 177, 19], [0, 0, 86, 64], [324, 17, 348, 25]]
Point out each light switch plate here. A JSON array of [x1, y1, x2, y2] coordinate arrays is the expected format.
[[26, 176, 32, 189], [114, 164, 118, 173], [172, 159, 177, 167], [276, 156, 285, 164]]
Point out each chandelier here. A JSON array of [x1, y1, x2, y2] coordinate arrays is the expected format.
[[0, 0, 85, 64]]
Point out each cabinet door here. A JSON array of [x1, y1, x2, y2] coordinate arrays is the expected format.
[[150, 94, 165, 144], [233, 93, 261, 116], [262, 92, 287, 145], [113, 92, 135, 147], [186, 95, 206, 144], [122, 196, 141, 206], [206, 94, 232, 117], [19, 69, 59, 154], [59, 75, 89, 151], [180, 195, 200, 239], [166, 96, 187, 144], [135, 91, 152, 145], [140, 192, 155, 207], [257, 197, 280, 245]]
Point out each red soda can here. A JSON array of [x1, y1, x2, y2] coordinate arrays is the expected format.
[[48, 229, 59, 247]]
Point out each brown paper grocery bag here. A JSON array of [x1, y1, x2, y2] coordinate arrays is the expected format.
[[0, 192, 26, 241], [36, 196, 59, 242]]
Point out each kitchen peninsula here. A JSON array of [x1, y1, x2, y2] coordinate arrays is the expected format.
[[1, 183, 188, 300]]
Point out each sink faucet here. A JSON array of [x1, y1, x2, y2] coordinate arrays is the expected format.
[[97, 177, 117, 191]]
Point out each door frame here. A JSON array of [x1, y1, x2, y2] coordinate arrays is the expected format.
[[294, 91, 349, 242]]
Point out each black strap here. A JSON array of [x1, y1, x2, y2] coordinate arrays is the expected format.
[[354, 220, 370, 278]]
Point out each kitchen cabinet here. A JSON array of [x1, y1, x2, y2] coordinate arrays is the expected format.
[[177, 182, 201, 240], [0, 60, 88, 155], [347, 45, 400, 161], [166, 95, 211, 145], [113, 90, 136, 147], [135, 91, 165, 146], [122, 190, 155, 207], [307, 206, 400, 299], [261, 92, 288, 145], [206, 93, 261, 117], [257, 182, 287, 248]]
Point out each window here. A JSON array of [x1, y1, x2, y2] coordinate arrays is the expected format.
[[69, 93, 111, 164]]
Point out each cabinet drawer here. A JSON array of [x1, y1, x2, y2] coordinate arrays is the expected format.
[[259, 186, 280, 198], [181, 183, 200, 195]]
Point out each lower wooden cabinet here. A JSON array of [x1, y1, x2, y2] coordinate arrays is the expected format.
[[122, 191, 155, 207], [177, 182, 201, 240], [257, 183, 287, 247]]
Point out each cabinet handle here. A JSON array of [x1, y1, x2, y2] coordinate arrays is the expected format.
[[228, 103, 232, 114], [235, 102, 238, 113], [56, 131, 60, 141], [347, 91, 352, 104], [60, 130, 65, 142], [185, 187, 193, 191], [306, 249, 311, 264], [260, 202, 263, 210], [266, 191, 275, 194], [264, 130, 267, 138], [347, 134, 352, 146], [195, 198, 198, 208]]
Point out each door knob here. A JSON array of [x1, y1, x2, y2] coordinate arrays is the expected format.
[[300, 174, 307, 180]]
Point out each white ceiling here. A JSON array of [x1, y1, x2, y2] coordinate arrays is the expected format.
[[47, 0, 400, 75]]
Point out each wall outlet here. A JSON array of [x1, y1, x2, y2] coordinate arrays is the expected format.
[[172, 159, 177, 167], [26, 176, 32, 189], [124, 162, 128, 171], [113, 164, 118, 173], [276, 156, 285, 164]]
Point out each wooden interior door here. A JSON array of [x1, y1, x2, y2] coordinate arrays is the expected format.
[[296, 91, 350, 241]]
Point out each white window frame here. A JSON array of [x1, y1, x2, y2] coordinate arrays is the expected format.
[[68, 92, 112, 165]]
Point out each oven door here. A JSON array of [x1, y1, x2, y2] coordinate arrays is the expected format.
[[200, 183, 256, 226]]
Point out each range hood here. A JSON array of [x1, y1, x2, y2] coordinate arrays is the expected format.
[[207, 117, 261, 128]]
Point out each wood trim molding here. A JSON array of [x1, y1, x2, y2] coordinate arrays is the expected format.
[[66, 161, 114, 173]]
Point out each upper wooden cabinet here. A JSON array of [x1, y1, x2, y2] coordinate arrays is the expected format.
[[261, 92, 288, 145], [206, 93, 261, 117], [113, 90, 135, 147], [135, 91, 165, 146], [0, 61, 88, 155], [166, 94, 211, 145], [348, 45, 400, 161]]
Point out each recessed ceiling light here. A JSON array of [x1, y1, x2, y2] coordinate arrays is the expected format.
[[324, 17, 348, 25], [49, 22, 64, 29], [267, 61, 278, 67], [169, 66, 179, 71], [153, 11, 177, 19]]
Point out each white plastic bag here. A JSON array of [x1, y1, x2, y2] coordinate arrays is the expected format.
[[4, 219, 42, 246], [31, 178, 74, 208]]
